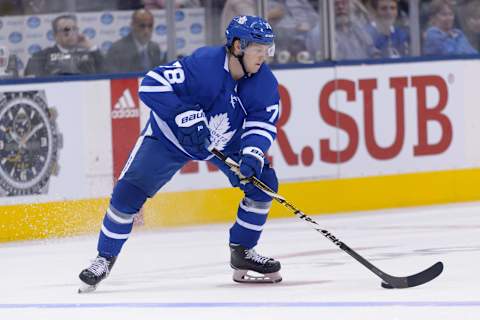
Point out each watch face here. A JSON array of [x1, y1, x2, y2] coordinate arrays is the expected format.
[[0, 91, 61, 196]]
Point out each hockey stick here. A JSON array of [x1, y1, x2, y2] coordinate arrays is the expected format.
[[210, 147, 443, 289]]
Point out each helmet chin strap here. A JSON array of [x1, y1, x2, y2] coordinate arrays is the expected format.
[[233, 51, 250, 77]]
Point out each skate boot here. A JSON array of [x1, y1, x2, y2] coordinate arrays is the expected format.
[[230, 243, 282, 283], [78, 255, 117, 293]]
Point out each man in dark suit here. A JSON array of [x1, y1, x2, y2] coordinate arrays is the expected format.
[[24, 14, 103, 77], [105, 9, 166, 73]]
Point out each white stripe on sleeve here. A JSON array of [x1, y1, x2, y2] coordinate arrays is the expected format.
[[244, 121, 277, 133], [139, 85, 173, 92], [241, 129, 274, 144]]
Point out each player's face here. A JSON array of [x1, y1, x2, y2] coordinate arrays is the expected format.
[[54, 18, 79, 49], [243, 43, 274, 73]]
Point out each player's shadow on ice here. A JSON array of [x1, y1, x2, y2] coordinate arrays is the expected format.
[[216, 280, 332, 288], [71, 279, 333, 295]]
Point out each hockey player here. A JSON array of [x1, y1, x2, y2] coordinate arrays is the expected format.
[[78, 15, 281, 293]]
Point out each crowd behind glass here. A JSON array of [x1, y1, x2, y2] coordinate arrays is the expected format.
[[1, 0, 479, 78]]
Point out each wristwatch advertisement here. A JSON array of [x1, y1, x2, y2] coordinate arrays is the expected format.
[[0, 90, 62, 196]]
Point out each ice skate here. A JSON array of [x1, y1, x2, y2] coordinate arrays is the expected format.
[[78, 255, 117, 293], [229, 243, 282, 283]]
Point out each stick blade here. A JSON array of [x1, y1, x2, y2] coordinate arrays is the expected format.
[[381, 261, 444, 289]]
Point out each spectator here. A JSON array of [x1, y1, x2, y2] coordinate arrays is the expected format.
[[0, 47, 20, 78], [116, 0, 144, 10], [73, 0, 119, 12], [105, 9, 166, 73], [270, 0, 320, 63], [461, 0, 480, 52], [24, 14, 103, 77], [353, 0, 373, 24], [0, 0, 24, 15], [396, 0, 410, 28], [423, 0, 477, 56], [142, 0, 201, 9], [333, 0, 380, 60], [20, 0, 120, 14], [420, 0, 464, 32], [305, 23, 324, 61], [366, 0, 409, 58]]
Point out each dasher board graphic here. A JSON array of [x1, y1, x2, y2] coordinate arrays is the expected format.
[[111, 88, 140, 119]]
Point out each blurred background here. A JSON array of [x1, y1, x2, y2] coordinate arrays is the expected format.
[[1, 0, 479, 78]]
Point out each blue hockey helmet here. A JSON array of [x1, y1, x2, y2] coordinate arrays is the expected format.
[[225, 15, 275, 53]]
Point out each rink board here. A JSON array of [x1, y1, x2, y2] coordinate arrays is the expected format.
[[1, 58, 480, 242], [1, 167, 479, 242]]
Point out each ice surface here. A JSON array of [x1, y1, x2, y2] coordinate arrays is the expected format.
[[1, 202, 479, 320]]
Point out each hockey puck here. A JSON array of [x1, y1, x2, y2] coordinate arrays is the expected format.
[[381, 281, 394, 289]]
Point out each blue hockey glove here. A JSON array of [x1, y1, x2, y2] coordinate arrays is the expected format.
[[173, 104, 211, 155], [239, 147, 264, 179]]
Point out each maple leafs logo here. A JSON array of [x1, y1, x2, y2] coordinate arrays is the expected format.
[[236, 16, 247, 25], [208, 113, 236, 151]]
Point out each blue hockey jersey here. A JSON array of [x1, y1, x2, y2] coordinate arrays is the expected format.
[[138, 46, 280, 160]]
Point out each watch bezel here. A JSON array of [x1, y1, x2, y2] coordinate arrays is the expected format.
[[0, 91, 61, 196]]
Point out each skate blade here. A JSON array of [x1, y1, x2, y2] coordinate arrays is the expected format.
[[233, 269, 282, 283], [78, 282, 97, 294]]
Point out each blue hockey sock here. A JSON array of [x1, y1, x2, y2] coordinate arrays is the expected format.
[[97, 179, 147, 257], [229, 198, 271, 249], [97, 207, 133, 258]]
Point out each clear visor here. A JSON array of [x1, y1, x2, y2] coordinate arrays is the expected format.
[[243, 42, 276, 57]]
